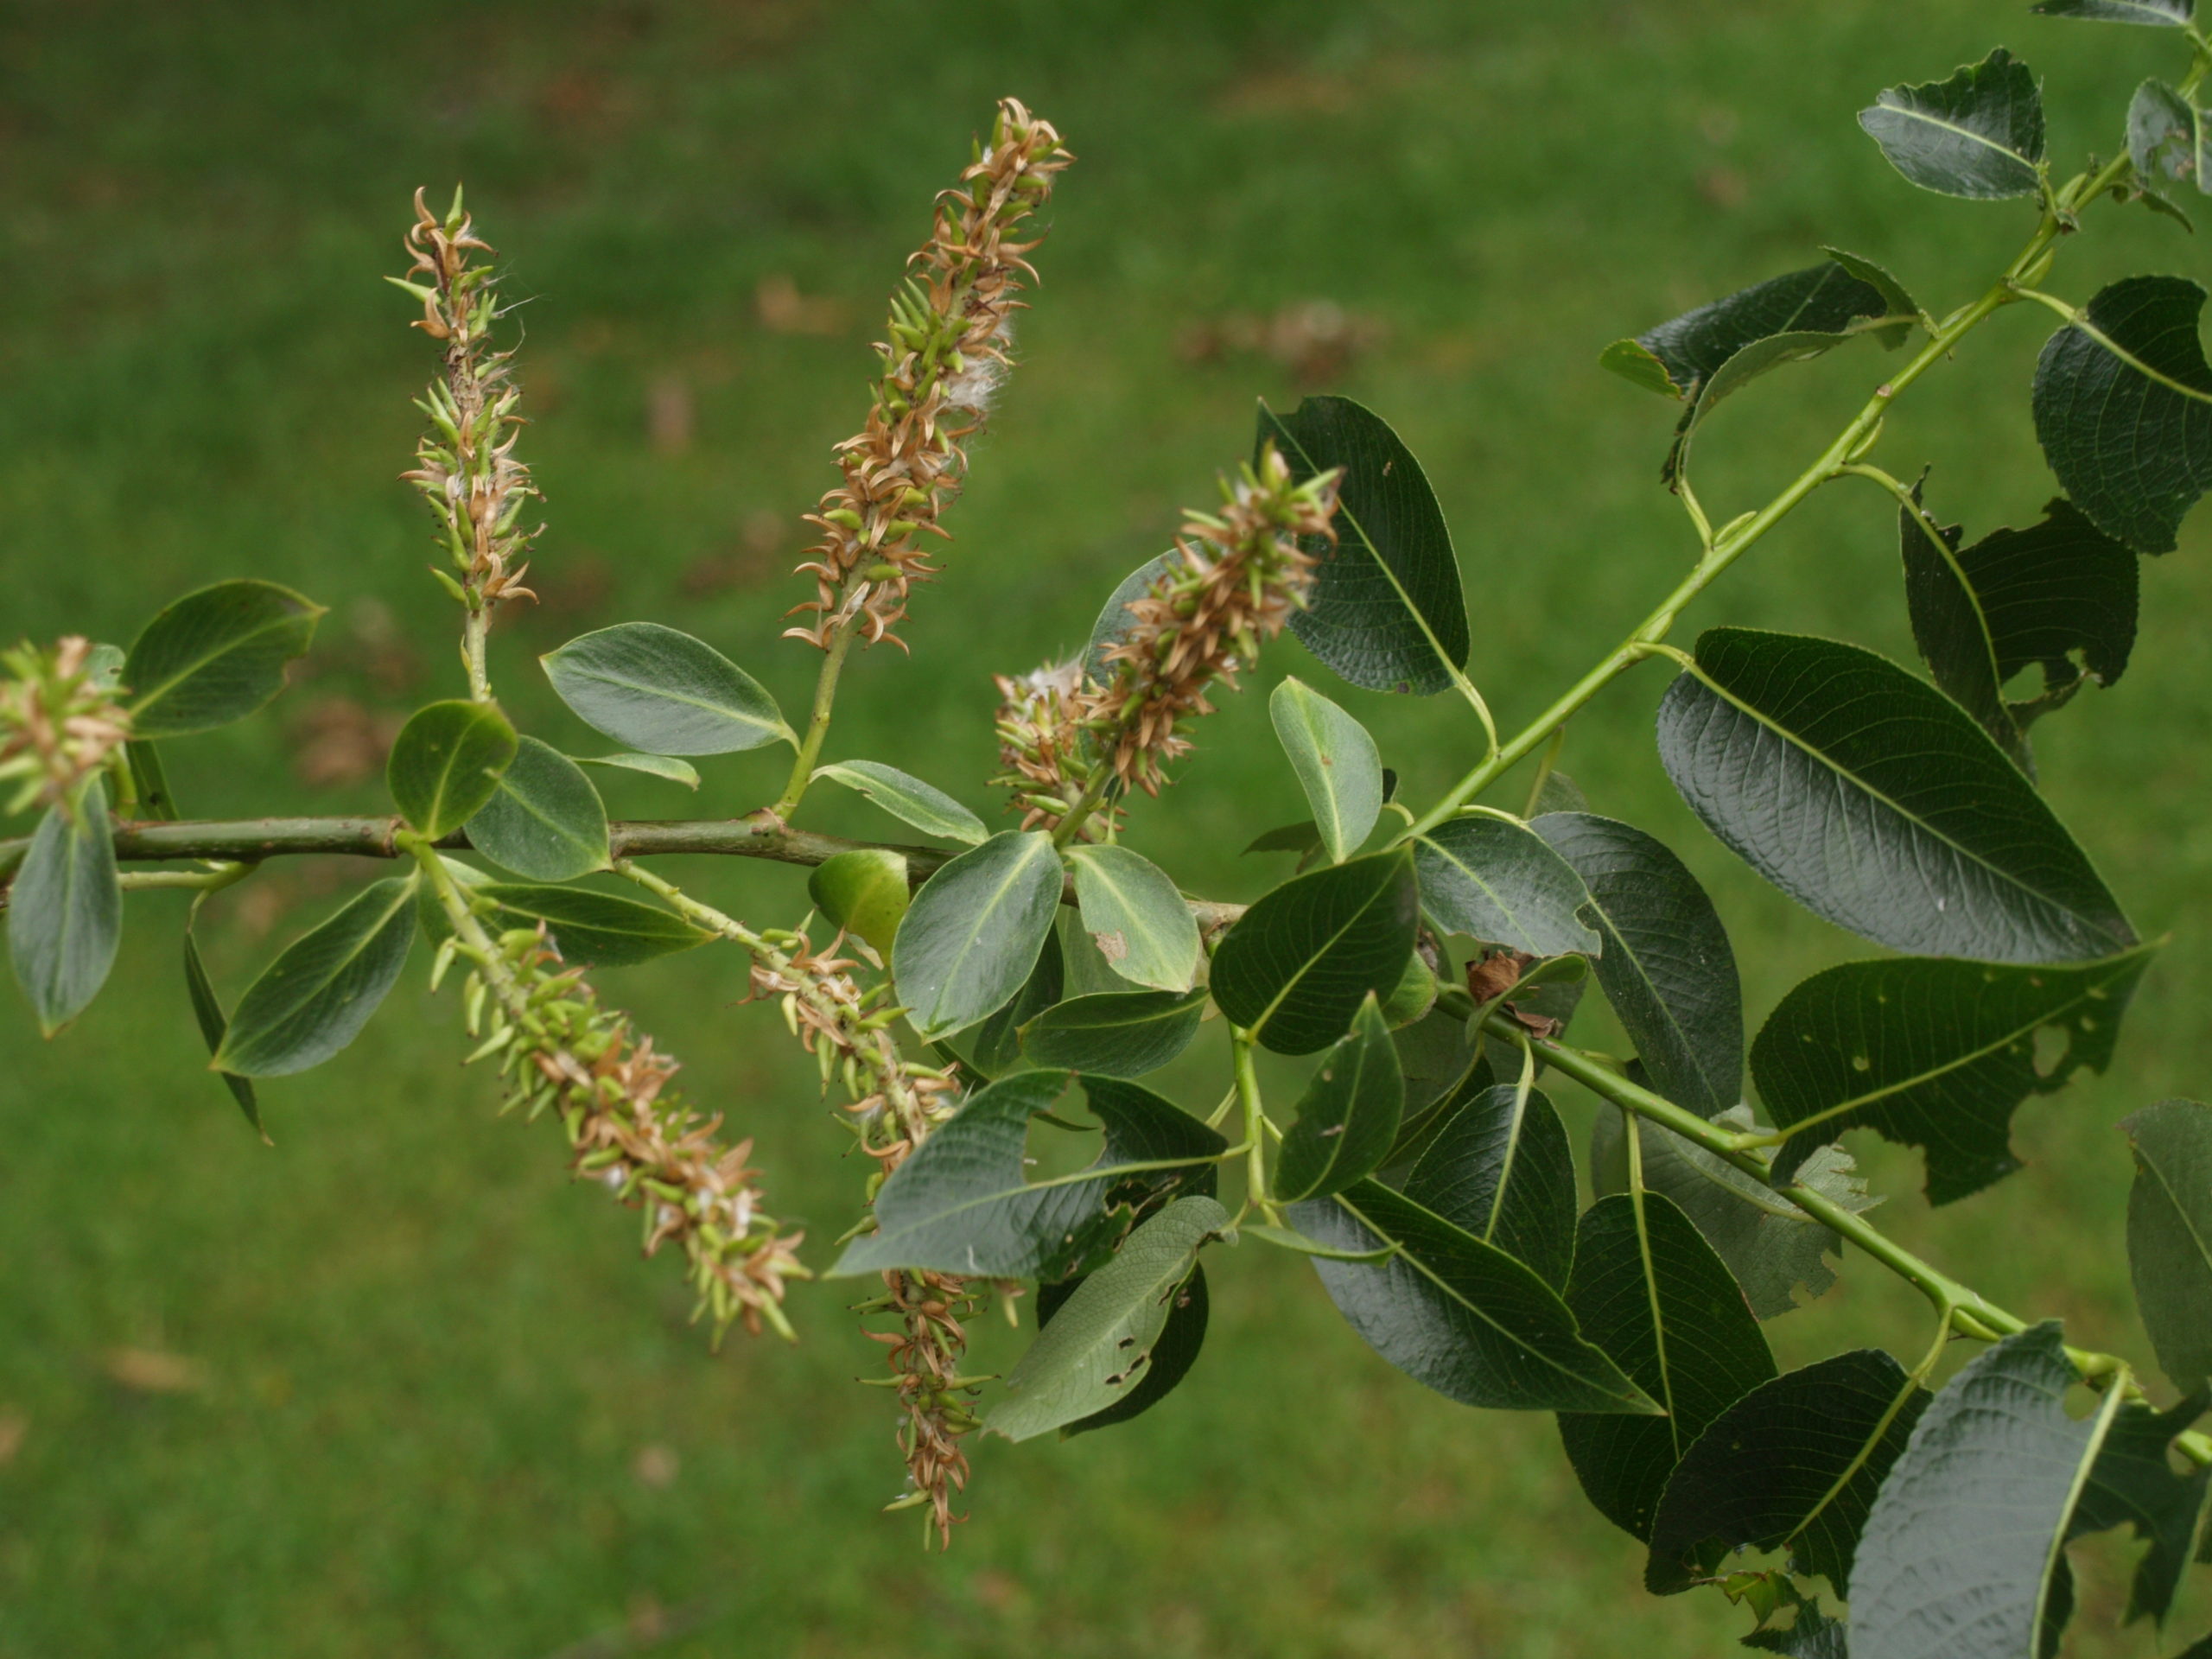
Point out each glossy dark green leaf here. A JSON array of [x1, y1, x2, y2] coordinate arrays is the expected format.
[[1269, 677, 1382, 863], [966, 926, 1064, 1078], [1400, 1081, 1575, 1290], [1256, 396, 1470, 696], [477, 883, 710, 968], [830, 1071, 1225, 1280], [1558, 1193, 1777, 1541], [1851, 1324, 2126, 1659], [386, 700, 518, 839], [1859, 48, 2045, 200], [1065, 843, 1198, 994], [213, 876, 417, 1077], [2037, 0, 2192, 22], [1275, 994, 1403, 1202], [2130, 79, 2210, 197], [1900, 486, 2138, 771], [991, 1197, 1225, 1442], [463, 735, 609, 881], [1213, 849, 1418, 1055], [540, 621, 791, 755], [2033, 275, 2212, 554], [123, 579, 323, 737], [813, 760, 987, 846], [1291, 1179, 1657, 1414], [1534, 812, 1741, 1117], [1019, 988, 1208, 1078], [183, 915, 264, 1138], [2066, 1393, 2212, 1624], [1032, 1256, 1211, 1436], [893, 830, 1063, 1041], [573, 751, 700, 789], [2124, 1099, 2212, 1392], [1593, 1104, 1875, 1320], [1659, 629, 2136, 963], [1752, 948, 2154, 1205], [1412, 814, 1600, 959], [1647, 1349, 1930, 1593], [7, 778, 121, 1036], [1392, 1007, 1482, 1120]]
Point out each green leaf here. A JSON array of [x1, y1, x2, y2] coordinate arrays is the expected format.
[[1379, 948, 1438, 1028], [1558, 1192, 1777, 1542], [2129, 79, 2210, 196], [1241, 1224, 1402, 1262], [1413, 814, 1601, 960], [1064, 843, 1199, 994], [966, 926, 1064, 1078], [213, 876, 417, 1077], [540, 621, 791, 755], [1534, 812, 1742, 1116], [1393, 1006, 1482, 1119], [1082, 550, 1178, 686], [1850, 1323, 2126, 1659], [1751, 948, 2155, 1205], [1401, 1079, 1576, 1291], [463, 736, 609, 881], [1291, 1179, 1657, 1413], [183, 914, 264, 1138], [1659, 629, 2136, 963], [990, 1197, 1227, 1442], [1275, 994, 1402, 1202], [1646, 1349, 1930, 1594], [122, 579, 323, 738], [2066, 1393, 2212, 1625], [125, 739, 180, 821], [2037, 0, 2192, 22], [1212, 849, 1419, 1055], [2033, 275, 2212, 555], [477, 883, 710, 968], [805, 849, 910, 956], [2123, 1099, 2212, 1393], [1019, 988, 1208, 1078], [1594, 1104, 1876, 1320], [1268, 677, 1382, 863], [1032, 1256, 1211, 1435], [813, 760, 987, 846], [386, 700, 518, 840], [1899, 486, 2138, 772], [1243, 819, 1325, 860], [1858, 48, 2045, 200], [830, 1071, 1226, 1280], [1742, 1602, 1849, 1658], [1599, 337, 1682, 397], [572, 751, 701, 789], [1256, 396, 1470, 696], [6, 778, 122, 1036], [893, 830, 1063, 1040]]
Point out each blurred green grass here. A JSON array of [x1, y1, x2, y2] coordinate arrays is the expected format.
[[4, 1, 2211, 1654]]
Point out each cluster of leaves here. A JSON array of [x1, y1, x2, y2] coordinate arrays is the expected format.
[[8, 7, 2212, 1649]]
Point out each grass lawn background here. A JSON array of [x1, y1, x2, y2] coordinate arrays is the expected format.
[[4, 1, 2210, 1654]]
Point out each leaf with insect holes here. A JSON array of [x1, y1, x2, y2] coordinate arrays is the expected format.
[[990, 1197, 1227, 1442], [813, 760, 987, 846], [1401, 1081, 1576, 1291], [1256, 396, 1470, 696], [464, 736, 610, 881], [1019, 988, 1209, 1079], [1659, 629, 2137, 963], [214, 877, 418, 1077], [1291, 1179, 1657, 1414], [2123, 1099, 2212, 1393], [1269, 677, 1382, 863], [123, 580, 323, 737], [1858, 48, 2045, 200], [2034, 276, 2212, 555], [541, 622, 791, 755], [893, 830, 1063, 1040], [1751, 947, 2155, 1205], [1213, 849, 1419, 1055], [830, 1071, 1224, 1281], [7, 778, 122, 1037], [1275, 994, 1402, 1202], [1645, 1348, 1929, 1595], [1032, 1255, 1211, 1436], [1898, 486, 2138, 772], [1412, 814, 1600, 960], [1065, 843, 1199, 994], [386, 701, 518, 839], [1557, 1192, 1777, 1543], [2130, 79, 2212, 197]]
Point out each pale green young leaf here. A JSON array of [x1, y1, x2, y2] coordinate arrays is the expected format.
[[806, 849, 910, 956], [1268, 677, 1382, 863], [573, 752, 701, 789], [541, 621, 792, 755], [813, 760, 987, 845]]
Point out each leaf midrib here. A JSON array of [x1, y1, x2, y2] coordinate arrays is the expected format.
[[219, 880, 413, 1063], [1247, 867, 1398, 1041], [1872, 92, 2037, 175], [913, 836, 1053, 1031], [130, 601, 309, 721]]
